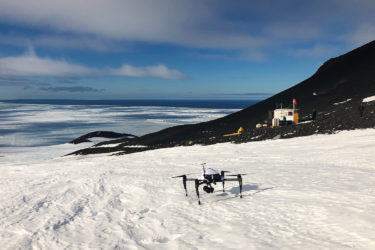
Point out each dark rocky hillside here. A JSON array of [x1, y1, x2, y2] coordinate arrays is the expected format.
[[70, 41, 375, 156]]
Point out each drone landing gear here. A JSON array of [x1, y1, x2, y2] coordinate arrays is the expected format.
[[173, 174, 195, 197], [238, 174, 243, 199], [183, 175, 187, 197], [194, 180, 214, 205], [193, 176, 242, 205], [195, 179, 201, 205]]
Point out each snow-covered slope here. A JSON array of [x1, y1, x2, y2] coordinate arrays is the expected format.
[[0, 142, 97, 165], [1, 129, 375, 249]]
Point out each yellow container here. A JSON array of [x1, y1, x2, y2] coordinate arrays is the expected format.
[[294, 113, 299, 124]]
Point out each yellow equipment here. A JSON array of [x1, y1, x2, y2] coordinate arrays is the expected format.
[[294, 113, 299, 124], [223, 127, 244, 137]]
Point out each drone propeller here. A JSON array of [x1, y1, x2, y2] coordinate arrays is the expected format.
[[221, 171, 230, 173], [172, 173, 197, 178], [172, 175, 186, 178], [226, 174, 247, 176]]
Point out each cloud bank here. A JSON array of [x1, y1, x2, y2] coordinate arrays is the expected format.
[[40, 86, 103, 93], [0, 0, 265, 51], [0, 0, 374, 55], [0, 0, 374, 63], [0, 35, 124, 52], [0, 53, 186, 79]]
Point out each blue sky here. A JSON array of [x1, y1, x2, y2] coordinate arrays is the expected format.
[[0, 0, 374, 100]]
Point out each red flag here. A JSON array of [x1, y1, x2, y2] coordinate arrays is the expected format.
[[293, 98, 297, 105]]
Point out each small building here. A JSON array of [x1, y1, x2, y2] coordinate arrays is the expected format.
[[272, 108, 299, 127]]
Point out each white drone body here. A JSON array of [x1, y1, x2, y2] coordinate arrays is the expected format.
[[173, 164, 245, 205]]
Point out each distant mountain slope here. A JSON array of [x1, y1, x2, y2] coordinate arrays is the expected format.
[[71, 41, 375, 155]]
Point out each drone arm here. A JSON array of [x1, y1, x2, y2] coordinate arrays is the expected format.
[[186, 178, 197, 181]]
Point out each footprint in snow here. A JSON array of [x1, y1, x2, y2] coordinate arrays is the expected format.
[[138, 208, 150, 219], [152, 235, 169, 243], [140, 208, 149, 214]]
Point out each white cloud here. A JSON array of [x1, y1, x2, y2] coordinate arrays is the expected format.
[[0, 0, 266, 51], [33, 36, 124, 52], [1, 0, 375, 61], [40, 86, 103, 93], [0, 52, 186, 79], [111, 64, 186, 79], [347, 23, 375, 46], [289, 44, 341, 58], [0, 54, 93, 77], [236, 49, 268, 62], [0, 35, 126, 52], [265, 23, 322, 41]]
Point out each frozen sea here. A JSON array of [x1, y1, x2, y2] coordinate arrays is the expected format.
[[0, 99, 257, 147], [0, 99, 257, 163]]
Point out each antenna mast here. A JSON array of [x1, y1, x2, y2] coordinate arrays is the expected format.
[[202, 163, 206, 175]]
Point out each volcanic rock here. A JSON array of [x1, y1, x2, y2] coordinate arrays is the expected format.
[[70, 131, 137, 144]]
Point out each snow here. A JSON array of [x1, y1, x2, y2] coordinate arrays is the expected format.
[[0, 142, 95, 165], [363, 95, 375, 103], [297, 120, 313, 124], [122, 145, 148, 148], [93, 144, 148, 149], [1, 129, 375, 249], [251, 135, 263, 139], [93, 143, 122, 148], [0, 137, 124, 165], [333, 98, 352, 106]]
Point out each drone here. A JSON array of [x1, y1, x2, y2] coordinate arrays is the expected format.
[[172, 163, 246, 205]]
